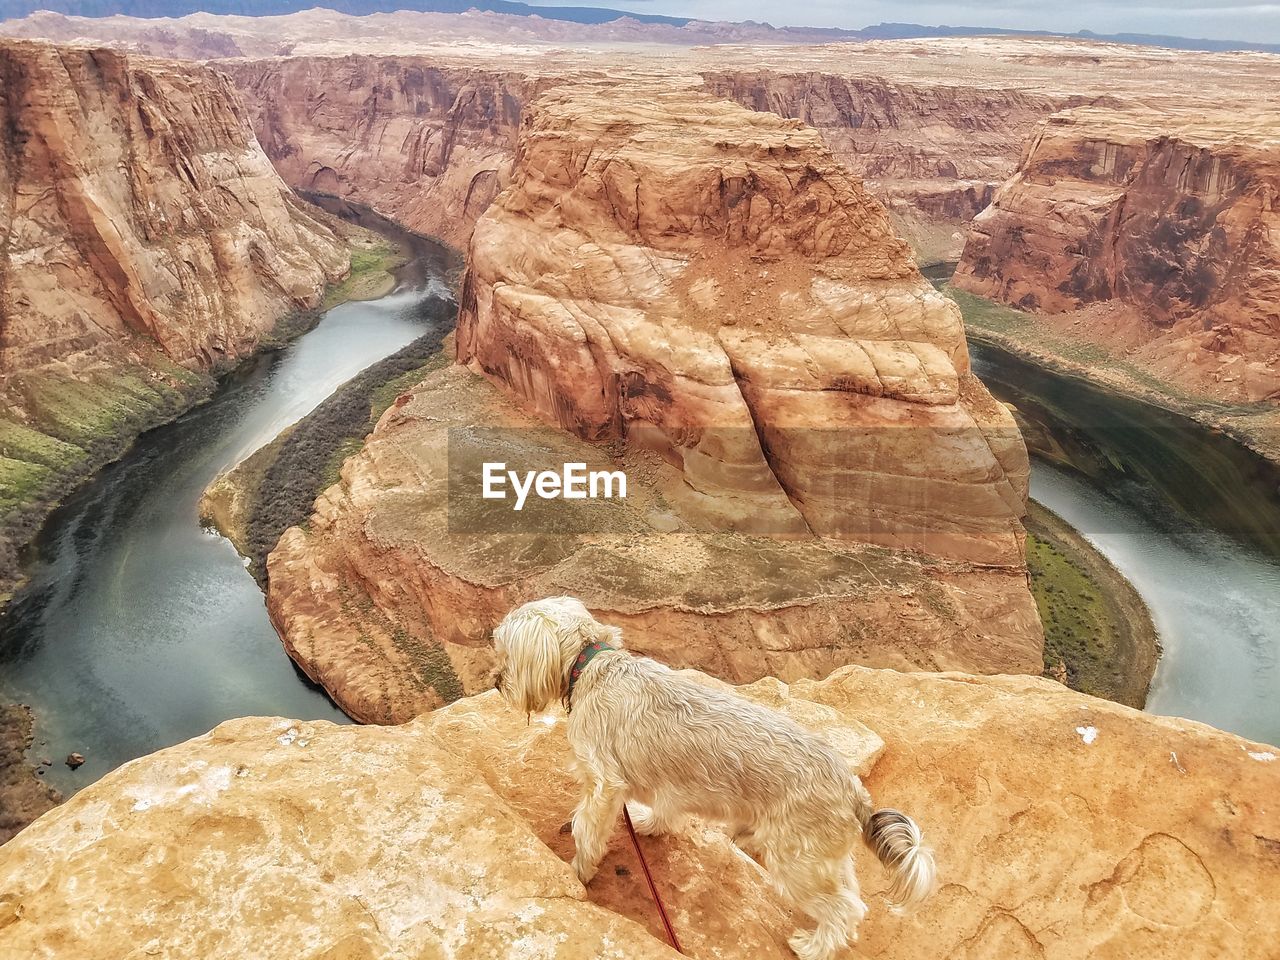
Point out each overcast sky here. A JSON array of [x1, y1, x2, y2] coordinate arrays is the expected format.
[[538, 1, 1280, 43]]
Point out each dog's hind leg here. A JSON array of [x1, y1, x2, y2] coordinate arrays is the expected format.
[[771, 855, 866, 960], [571, 776, 624, 885], [732, 825, 766, 863], [626, 793, 686, 838]]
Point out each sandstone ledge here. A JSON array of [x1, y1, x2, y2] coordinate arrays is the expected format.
[[1, 665, 1276, 959]]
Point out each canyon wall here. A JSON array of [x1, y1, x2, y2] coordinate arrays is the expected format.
[[700, 71, 1074, 260], [698, 72, 1056, 186], [0, 39, 348, 597], [223, 57, 1067, 261], [955, 107, 1280, 403], [5, 22, 1275, 282], [0, 41, 347, 381], [223, 56, 541, 249], [3, 665, 1276, 958], [264, 85, 1041, 724]]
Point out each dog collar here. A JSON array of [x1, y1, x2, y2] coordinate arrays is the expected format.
[[567, 640, 615, 704]]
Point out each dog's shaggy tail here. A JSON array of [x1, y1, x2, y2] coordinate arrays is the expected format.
[[854, 780, 937, 912]]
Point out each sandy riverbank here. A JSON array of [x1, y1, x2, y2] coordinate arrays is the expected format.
[[0, 703, 60, 845]]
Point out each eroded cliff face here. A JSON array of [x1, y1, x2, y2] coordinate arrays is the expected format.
[[458, 84, 1029, 562], [3, 665, 1276, 959], [224, 56, 1066, 263], [224, 56, 540, 249], [955, 107, 1280, 403], [264, 86, 1040, 724], [0, 41, 347, 378], [699, 71, 1076, 261], [0, 40, 348, 596]]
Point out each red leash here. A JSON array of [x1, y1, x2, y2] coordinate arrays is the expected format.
[[623, 806, 685, 954]]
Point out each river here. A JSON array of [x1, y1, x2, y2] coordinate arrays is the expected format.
[[0, 202, 456, 795], [969, 340, 1280, 747]]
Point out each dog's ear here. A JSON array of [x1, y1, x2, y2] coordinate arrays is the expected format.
[[595, 623, 624, 649], [493, 612, 566, 715]]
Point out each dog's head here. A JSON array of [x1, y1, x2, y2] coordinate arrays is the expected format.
[[491, 596, 622, 714]]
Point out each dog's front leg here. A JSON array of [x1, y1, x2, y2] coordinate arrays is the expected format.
[[570, 778, 624, 885]]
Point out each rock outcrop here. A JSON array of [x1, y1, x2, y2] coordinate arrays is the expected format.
[[224, 56, 540, 249], [955, 106, 1280, 403], [0, 40, 348, 596], [7, 21, 1280, 273], [266, 364, 1042, 723], [224, 57, 1070, 263], [0, 41, 347, 384], [264, 86, 1041, 724], [3, 665, 1276, 959], [458, 84, 1029, 561]]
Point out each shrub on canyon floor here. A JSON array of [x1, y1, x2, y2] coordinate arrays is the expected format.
[[237, 305, 455, 581], [259, 307, 323, 350], [320, 240, 406, 311]]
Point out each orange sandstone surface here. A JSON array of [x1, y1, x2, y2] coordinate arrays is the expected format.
[[2, 665, 1276, 959]]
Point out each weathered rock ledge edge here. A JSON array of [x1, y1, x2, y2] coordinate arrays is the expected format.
[[1, 664, 1276, 959]]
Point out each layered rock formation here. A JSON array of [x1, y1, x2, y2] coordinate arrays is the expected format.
[[458, 84, 1029, 561], [224, 57, 1068, 262], [224, 56, 540, 249], [265, 86, 1041, 724], [0, 41, 347, 383], [7, 19, 1280, 273], [0, 39, 348, 595], [955, 107, 1280, 403], [3, 665, 1276, 958], [700, 71, 1075, 261], [266, 365, 1041, 723]]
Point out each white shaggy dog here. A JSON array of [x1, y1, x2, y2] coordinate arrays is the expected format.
[[492, 596, 937, 960]]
